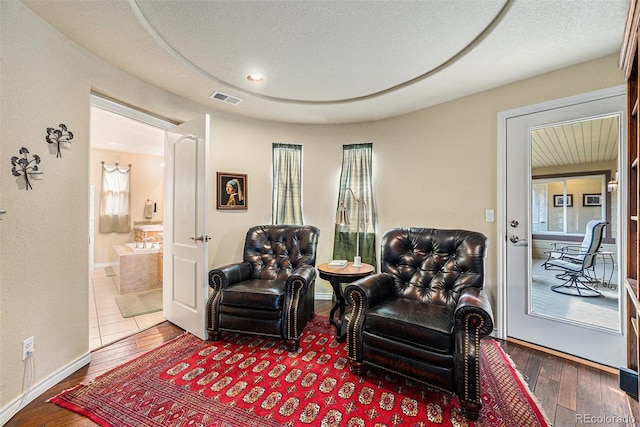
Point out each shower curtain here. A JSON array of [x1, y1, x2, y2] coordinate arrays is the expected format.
[[99, 163, 131, 233]]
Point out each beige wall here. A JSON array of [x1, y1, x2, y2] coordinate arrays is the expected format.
[[90, 148, 165, 265], [0, 0, 625, 416], [0, 1, 203, 414]]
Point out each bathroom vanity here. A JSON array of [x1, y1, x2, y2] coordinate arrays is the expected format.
[[134, 224, 162, 243]]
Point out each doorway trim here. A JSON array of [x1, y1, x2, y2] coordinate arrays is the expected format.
[[496, 85, 627, 341], [88, 93, 177, 348]]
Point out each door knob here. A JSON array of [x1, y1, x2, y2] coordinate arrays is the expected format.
[[510, 220, 519, 228], [510, 235, 528, 243], [509, 235, 528, 246]]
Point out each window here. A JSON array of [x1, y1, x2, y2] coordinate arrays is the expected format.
[[272, 143, 303, 225], [532, 174, 607, 236], [99, 163, 131, 233], [333, 143, 377, 266]]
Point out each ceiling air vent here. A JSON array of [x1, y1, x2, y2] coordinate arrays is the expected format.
[[209, 91, 243, 105]]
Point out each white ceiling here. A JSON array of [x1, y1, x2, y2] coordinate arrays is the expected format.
[[90, 106, 166, 157], [23, 0, 628, 126]]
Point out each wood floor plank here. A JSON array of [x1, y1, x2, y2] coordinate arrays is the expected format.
[[558, 360, 578, 411], [576, 364, 603, 419], [554, 404, 577, 427], [601, 370, 632, 419], [502, 340, 530, 370], [534, 375, 560, 423], [539, 352, 564, 381], [603, 410, 633, 427], [523, 349, 543, 390]]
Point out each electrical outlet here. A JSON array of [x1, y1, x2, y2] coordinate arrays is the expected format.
[[22, 336, 34, 360]]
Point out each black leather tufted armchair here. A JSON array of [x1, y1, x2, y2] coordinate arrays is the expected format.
[[206, 225, 320, 351], [345, 227, 493, 421]]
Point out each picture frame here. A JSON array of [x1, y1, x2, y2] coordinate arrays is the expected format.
[[583, 193, 602, 207], [553, 194, 573, 207], [217, 172, 247, 210]]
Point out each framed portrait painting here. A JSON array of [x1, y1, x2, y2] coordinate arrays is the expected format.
[[217, 172, 247, 210]]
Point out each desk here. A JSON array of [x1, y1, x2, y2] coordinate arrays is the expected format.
[[317, 262, 374, 341]]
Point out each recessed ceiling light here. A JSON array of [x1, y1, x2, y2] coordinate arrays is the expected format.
[[246, 74, 264, 83]]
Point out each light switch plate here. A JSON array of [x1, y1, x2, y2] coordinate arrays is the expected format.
[[485, 209, 495, 222]]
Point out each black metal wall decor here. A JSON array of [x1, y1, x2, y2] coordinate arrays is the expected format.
[[11, 147, 42, 190], [46, 123, 74, 158]]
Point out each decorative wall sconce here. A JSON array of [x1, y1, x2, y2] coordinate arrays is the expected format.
[[46, 123, 74, 158], [11, 147, 42, 190], [607, 170, 619, 192]]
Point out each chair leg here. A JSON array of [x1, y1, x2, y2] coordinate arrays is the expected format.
[[208, 330, 221, 341], [349, 360, 364, 376], [551, 273, 601, 297], [284, 339, 299, 352], [460, 399, 481, 421]]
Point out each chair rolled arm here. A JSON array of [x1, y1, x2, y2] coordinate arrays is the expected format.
[[208, 261, 253, 290], [344, 274, 395, 362], [283, 264, 317, 342], [345, 273, 395, 310], [285, 264, 317, 294], [454, 287, 494, 337], [206, 262, 253, 338], [453, 287, 493, 407]]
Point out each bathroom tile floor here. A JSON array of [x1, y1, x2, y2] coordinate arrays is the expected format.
[[89, 268, 165, 351]]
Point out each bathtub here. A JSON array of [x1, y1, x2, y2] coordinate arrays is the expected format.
[[126, 242, 160, 253], [113, 244, 161, 293], [134, 225, 163, 232]]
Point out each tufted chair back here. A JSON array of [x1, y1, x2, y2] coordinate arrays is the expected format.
[[244, 225, 319, 281], [380, 227, 487, 309]]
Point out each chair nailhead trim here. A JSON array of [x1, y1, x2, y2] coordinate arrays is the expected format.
[[463, 312, 484, 403], [207, 272, 224, 332], [347, 291, 364, 361]]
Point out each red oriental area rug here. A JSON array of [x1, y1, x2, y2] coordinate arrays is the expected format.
[[51, 317, 549, 426]]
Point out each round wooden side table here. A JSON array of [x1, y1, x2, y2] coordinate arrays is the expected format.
[[317, 261, 374, 340]]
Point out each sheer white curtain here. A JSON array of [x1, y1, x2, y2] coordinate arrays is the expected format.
[[272, 143, 303, 224], [99, 163, 131, 233]]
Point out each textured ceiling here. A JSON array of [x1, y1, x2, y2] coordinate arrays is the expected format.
[[23, 0, 627, 125]]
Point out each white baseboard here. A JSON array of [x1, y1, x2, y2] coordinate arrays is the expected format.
[[0, 352, 91, 425], [315, 292, 333, 301], [93, 261, 116, 270]]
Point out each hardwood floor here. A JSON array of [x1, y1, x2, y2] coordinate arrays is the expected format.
[[6, 300, 635, 426]]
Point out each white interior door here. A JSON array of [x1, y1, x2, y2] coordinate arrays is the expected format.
[[501, 88, 625, 367], [164, 114, 209, 340]]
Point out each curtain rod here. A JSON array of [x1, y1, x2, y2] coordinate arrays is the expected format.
[[101, 161, 132, 168]]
